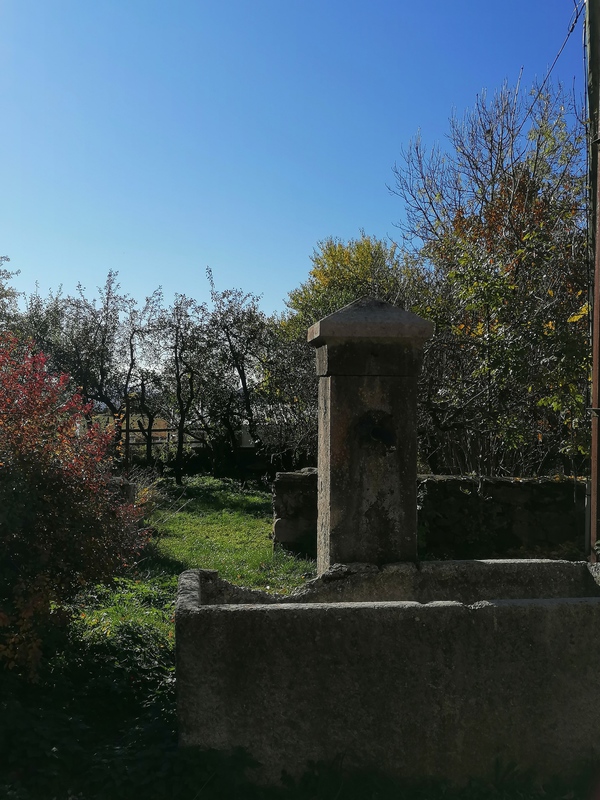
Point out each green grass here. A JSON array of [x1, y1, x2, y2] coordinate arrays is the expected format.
[[1, 474, 597, 799], [150, 475, 314, 593], [0, 475, 320, 800]]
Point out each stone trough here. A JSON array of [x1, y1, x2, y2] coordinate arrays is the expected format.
[[176, 299, 600, 786]]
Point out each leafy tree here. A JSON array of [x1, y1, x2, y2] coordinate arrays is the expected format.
[[0, 335, 145, 676], [119, 289, 163, 471], [0, 256, 20, 327], [256, 316, 319, 468], [391, 81, 590, 475], [19, 279, 167, 470], [285, 233, 418, 334], [282, 83, 588, 476], [62, 272, 137, 419], [206, 271, 273, 455], [135, 367, 167, 465], [279, 233, 427, 467], [18, 285, 67, 364]]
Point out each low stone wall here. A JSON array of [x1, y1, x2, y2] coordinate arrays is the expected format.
[[419, 475, 586, 559], [272, 473, 587, 560], [177, 563, 600, 785], [272, 468, 318, 558]]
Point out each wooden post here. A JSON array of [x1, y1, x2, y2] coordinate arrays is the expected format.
[[588, 0, 600, 561]]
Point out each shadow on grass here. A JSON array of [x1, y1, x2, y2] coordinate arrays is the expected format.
[[158, 475, 273, 518], [133, 539, 188, 580]]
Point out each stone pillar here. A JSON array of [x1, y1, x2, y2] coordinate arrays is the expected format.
[[308, 298, 434, 574]]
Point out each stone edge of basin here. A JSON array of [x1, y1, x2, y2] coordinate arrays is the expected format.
[[177, 560, 600, 609]]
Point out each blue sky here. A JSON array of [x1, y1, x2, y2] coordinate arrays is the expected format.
[[0, 0, 586, 315]]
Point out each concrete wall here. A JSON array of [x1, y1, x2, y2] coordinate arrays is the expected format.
[[272, 474, 587, 560], [177, 563, 600, 785]]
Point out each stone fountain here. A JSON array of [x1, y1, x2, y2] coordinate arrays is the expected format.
[[176, 298, 600, 785]]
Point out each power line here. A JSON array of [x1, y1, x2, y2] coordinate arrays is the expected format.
[[514, 0, 585, 139]]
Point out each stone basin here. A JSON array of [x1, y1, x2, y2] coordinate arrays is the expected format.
[[176, 559, 600, 786], [185, 558, 600, 606]]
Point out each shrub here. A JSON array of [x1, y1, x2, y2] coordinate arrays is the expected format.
[[0, 335, 147, 675]]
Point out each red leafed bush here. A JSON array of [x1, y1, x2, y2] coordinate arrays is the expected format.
[[0, 334, 146, 675]]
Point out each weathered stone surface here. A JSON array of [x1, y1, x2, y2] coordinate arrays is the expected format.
[[418, 475, 587, 558], [271, 474, 587, 560], [177, 565, 600, 785], [180, 560, 600, 606], [307, 296, 434, 345], [318, 374, 418, 570], [272, 468, 317, 557], [290, 558, 600, 604], [314, 342, 424, 377], [309, 298, 433, 573]]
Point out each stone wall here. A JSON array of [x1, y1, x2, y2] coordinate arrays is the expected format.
[[272, 468, 318, 558], [273, 473, 587, 560], [418, 475, 586, 559]]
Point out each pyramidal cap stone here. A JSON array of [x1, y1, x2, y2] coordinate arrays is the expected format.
[[307, 297, 434, 346]]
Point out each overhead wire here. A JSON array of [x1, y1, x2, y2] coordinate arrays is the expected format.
[[513, 0, 585, 139]]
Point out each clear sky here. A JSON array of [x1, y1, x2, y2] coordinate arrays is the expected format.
[[0, 0, 587, 315]]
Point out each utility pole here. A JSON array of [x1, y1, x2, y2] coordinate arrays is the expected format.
[[588, 0, 600, 561]]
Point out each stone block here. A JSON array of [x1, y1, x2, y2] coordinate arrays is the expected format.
[[308, 298, 433, 573], [272, 468, 317, 557]]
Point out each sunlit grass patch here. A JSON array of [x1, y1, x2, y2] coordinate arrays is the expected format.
[[152, 475, 315, 593], [77, 576, 176, 638]]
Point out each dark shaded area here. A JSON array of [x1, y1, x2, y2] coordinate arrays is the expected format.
[[355, 410, 397, 454], [274, 473, 587, 561], [273, 469, 318, 559], [2, 639, 598, 800], [417, 476, 586, 560]]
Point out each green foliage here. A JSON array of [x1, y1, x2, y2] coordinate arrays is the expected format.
[[281, 82, 590, 477], [392, 82, 590, 476], [252, 315, 319, 468], [285, 232, 416, 335], [273, 233, 429, 467], [0, 255, 20, 325]]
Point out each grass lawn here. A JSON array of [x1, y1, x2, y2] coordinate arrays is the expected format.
[[0, 475, 596, 799], [152, 475, 313, 593]]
